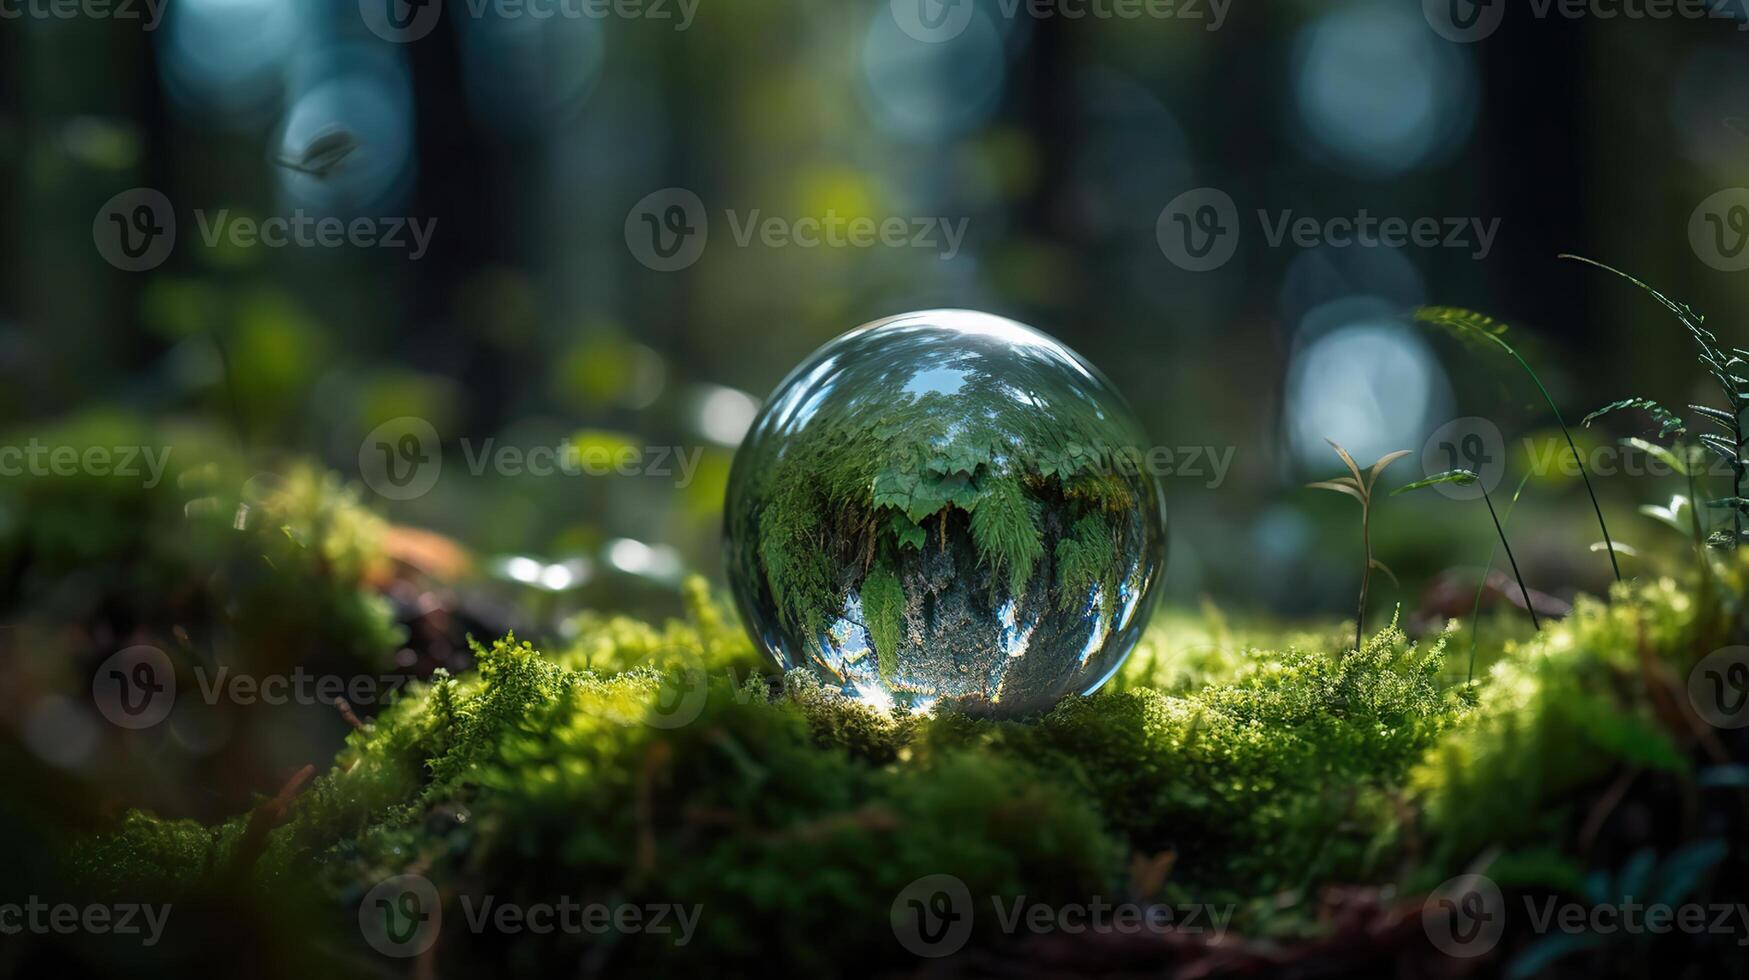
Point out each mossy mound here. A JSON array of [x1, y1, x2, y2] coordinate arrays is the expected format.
[[26, 553, 1747, 977]]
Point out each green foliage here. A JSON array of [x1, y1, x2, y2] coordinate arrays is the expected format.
[[1583, 397, 1686, 439], [859, 558, 904, 681], [745, 371, 1145, 641], [1054, 511, 1116, 613], [1415, 303, 1623, 581], [1394, 467, 1541, 636], [1567, 255, 1749, 549], [968, 474, 1043, 595], [1409, 568, 1718, 877]]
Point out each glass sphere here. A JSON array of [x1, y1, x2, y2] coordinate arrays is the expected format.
[[724, 310, 1168, 716]]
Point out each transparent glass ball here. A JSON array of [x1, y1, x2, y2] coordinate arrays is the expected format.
[[724, 310, 1168, 716]]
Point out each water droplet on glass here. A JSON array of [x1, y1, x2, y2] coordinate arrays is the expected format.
[[724, 310, 1168, 717]]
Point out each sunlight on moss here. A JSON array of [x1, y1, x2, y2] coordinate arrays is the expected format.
[[62, 549, 1749, 969]]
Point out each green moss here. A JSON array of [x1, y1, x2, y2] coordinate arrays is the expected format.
[[0, 421, 405, 676], [50, 553, 1749, 973]]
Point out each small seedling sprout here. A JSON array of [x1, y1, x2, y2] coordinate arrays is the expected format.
[[1307, 440, 1410, 654]]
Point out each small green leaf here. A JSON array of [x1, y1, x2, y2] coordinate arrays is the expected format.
[[1621, 437, 1686, 476], [1688, 403, 1735, 434], [1698, 433, 1739, 465], [1583, 397, 1685, 438], [1416, 306, 1509, 341], [886, 511, 927, 551], [1390, 469, 1478, 495], [1640, 495, 1691, 533]]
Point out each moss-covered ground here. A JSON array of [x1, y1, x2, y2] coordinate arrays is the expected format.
[[15, 548, 1746, 978]]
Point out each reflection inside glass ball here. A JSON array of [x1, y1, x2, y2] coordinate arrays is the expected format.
[[724, 310, 1168, 717]]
